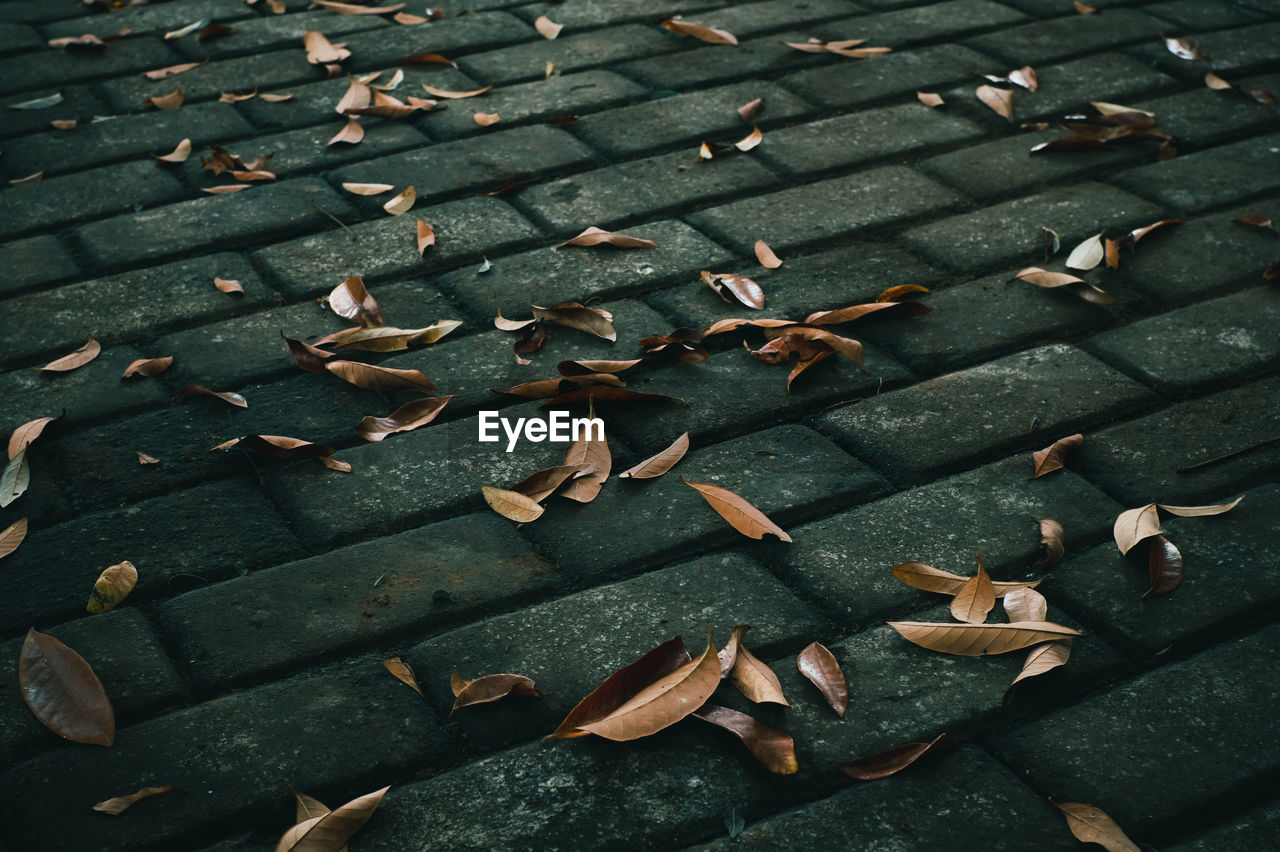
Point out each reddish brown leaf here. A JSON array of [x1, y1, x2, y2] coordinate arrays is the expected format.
[[401, 52, 456, 67], [19, 629, 115, 746], [837, 733, 951, 780], [619, 432, 689, 480], [122, 356, 173, 378], [92, 785, 181, 815], [51, 119, 77, 130], [876, 284, 930, 302], [950, 563, 995, 624], [213, 276, 244, 294], [557, 359, 643, 376], [451, 669, 543, 712], [357, 396, 451, 442], [327, 276, 383, 328], [1234, 214, 1276, 232], [891, 562, 1043, 598], [533, 302, 617, 341], [144, 88, 184, 110], [37, 337, 100, 372], [1053, 801, 1142, 852], [215, 434, 337, 463], [303, 30, 351, 64], [421, 83, 493, 99], [796, 642, 847, 717], [917, 91, 944, 107], [702, 270, 765, 310], [325, 361, 436, 393], [556, 227, 657, 249], [1241, 86, 1277, 106], [1036, 517, 1066, 567], [384, 657, 425, 698], [1032, 433, 1083, 477], [0, 518, 28, 561], [482, 486, 545, 522], [510, 464, 593, 502], [661, 17, 737, 45], [281, 332, 335, 375], [682, 478, 792, 542], [275, 786, 389, 852], [319, 321, 461, 352], [417, 219, 436, 254], [888, 620, 1080, 656], [1145, 534, 1184, 598], [976, 84, 1013, 120], [1105, 237, 1121, 269], [183, 384, 248, 408], [693, 705, 798, 775], [8, 416, 58, 460], [559, 424, 611, 503], [328, 118, 364, 145], [547, 637, 693, 740]]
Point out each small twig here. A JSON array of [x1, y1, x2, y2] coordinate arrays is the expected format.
[[312, 202, 356, 240], [1177, 435, 1280, 473]]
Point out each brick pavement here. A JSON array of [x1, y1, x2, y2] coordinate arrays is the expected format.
[[1, 0, 1278, 849]]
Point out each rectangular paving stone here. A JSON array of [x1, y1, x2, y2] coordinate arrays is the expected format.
[[571, 81, 812, 159], [994, 51, 1178, 122], [0, 344, 171, 430], [616, 29, 819, 91], [335, 10, 536, 70], [167, 9, 390, 61], [1051, 484, 1280, 658], [0, 158, 184, 237], [41, 0, 252, 39], [1126, 21, 1280, 80], [459, 23, 679, 85], [100, 50, 322, 112], [252, 196, 543, 298], [0, 608, 186, 766], [512, 0, 728, 29], [0, 233, 80, 298], [778, 454, 1123, 629], [1146, 0, 1273, 30], [0, 36, 180, 96], [213, 119, 428, 179], [517, 148, 785, 234], [685, 0, 866, 39], [778, 44, 993, 109], [75, 177, 354, 268], [1166, 800, 1280, 852], [818, 344, 1159, 483], [1112, 132, 1280, 215], [0, 84, 103, 139], [406, 551, 824, 748], [994, 622, 1280, 837], [1070, 376, 1280, 507], [0, 21, 40, 55], [900, 182, 1166, 275], [813, 0, 1028, 41], [965, 8, 1166, 65], [1085, 287, 1280, 397], [0, 478, 302, 633], [160, 513, 559, 690], [0, 656, 456, 852], [0, 252, 270, 366], [687, 165, 964, 254], [522, 424, 886, 578], [1129, 87, 1280, 153]]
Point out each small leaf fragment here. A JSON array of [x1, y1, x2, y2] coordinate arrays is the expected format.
[[976, 84, 1014, 120], [682, 478, 792, 542], [796, 642, 846, 716], [420, 83, 492, 99], [1, 451, 30, 508], [153, 137, 192, 163], [734, 125, 763, 152], [1074, 1, 1096, 12], [702, 270, 765, 310], [214, 277, 244, 294], [837, 733, 951, 780], [1008, 66, 1038, 91], [92, 785, 181, 815], [144, 88, 184, 110], [473, 111, 500, 126], [38, 337, 100, 372], [137, 451, 159, 465], [19, 628, 115, 746], [1205, 71, 1232, 90], [1032, 433, 1083, 477], [342, 181, 395, 196], [619, 432, 689, 479], [1002, 586, 1048, 623], [1164, 36, 1202, 61], [303, 30, 351, 65], [661, 17, 738, 45], [556, 226, 657, 249], [917, 91, 944, 107], [1145, 534, 1184, 598], [1037, 518, 1065, 567], [1052, 801, 1142, 852], [534, 14, 563, 39], [738, 98, 764, 123]]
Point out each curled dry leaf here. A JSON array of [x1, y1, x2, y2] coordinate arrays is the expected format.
[[328, 118, 364, 145], [1005, 639, 1073, 700], [19, 628, 115, 746], [342, 182, 395, 196], [557, 226, 657, 249], [661, 17, 738, 45], [275, 786, 390, 852], [734, 125, 763, 152], [510, 464, 593, 502], [1003, 586, 1048, 623], [837, 733, 951, 781], [1159, 496, 1245, 517], [421, 83, 492, 99], [533, 302, 617, 341], [9, 416, 58, 460], [1205, 71, 1232, 90], [144, 88, 184, 110], [796, 642, 847, 716], [9, 92, 63, 109], [1114, 503, 1161, 555], [876, 284, 930, 303], [559, 425, 611, 503], [1065, 232, 1105, 270], [1032, 432, 1083, 478], [698, 141, 714, 162], [321, 322, 461, 351], [357, 396, 451, 442], [1105, 238, 1120, 269], [976, 84, 1013, 120], [1164, 36, 1202, 61], [1037, 518, 1065, 567], [888, 620, 1080, 656], [416, 219, 436, 255], [473, 111, 500, 126], [548, 637, 693, 739], [1008, 66, 1038, 92], [384, 657, 425, 698], [335, 79, 371, 114], [1052, 801, 1142, 852], [717, 624, 747, 675], [137, 451, 159, 465], [729, 642, 789, 706], [51, 119, 77, 130], [1145, 534, 1185, 598], [1234, 214, 1276, 232], [153, 137, 192, 163], [384, 185, 415, 214], [93, 785, 181, 815], [738, 97, 764, 123], [950, 563, 996, 625], [693, 705, 798, 775], [682, 478, 792, 542], [122, 357, 173, 379], [892, 561, 1043, 598], [1125, 218, 1182, 245], [1, 451, 30, 508], [303, 30, 350, 64], [281, 332, 334, 375], [619, 432, 689, 480], [535, 14, 563, 39], [1015, 267, 1116, 304], [314, 0, 406, 12], [213, 277, 244, 294], [702, 270, 765, 310], [183, 385, 248, 408], [203, 184, 252, 194], [261, 92, 294, 102], [213, 435, 342, 469], [9, 171, 43, 185], [754, 239, 782, 269], [482, 485, 545, 522], [917, 91, 945, 107], [328, 276, 383, 327], [0, 518, 28, 561], [219, 89, 258, 103], [326, 361, 436, 393], [38, 337, 100, 372], [451, 668, 543, 712]]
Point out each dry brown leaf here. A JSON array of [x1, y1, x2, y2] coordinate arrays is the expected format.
[[559, 423, 611, 503], [8, 416, 58, 460], [1113, 503, 1161, 555], [122, 356, 173, 378], [183, 384, 248, 408], [734, 125, 763, 152], [1145, 534, 1184, 598], [325, 361, 435, 393], [796, 641, 846, 716], [619, 432, 689, 479], [1125, 218, 1182, 245], [260, 92, 294, 102], [357, 396, 451, 442], [697, 141, 714, 162], [1158, 496, 1244, 517], [693, 705, 798, 775], [1008, 66, 1038, 92], [1241, 86, 1277, 106], [51, 119, 77, 130], [209, 277, 244, 296], [303, 30, 351, 64], [950, 563, 995, 624], [533, 302, 617, 341], [314, 0, 405, 12], [38, 337, 101, 372], [19, 628, 115, 746], [9, 171, 43, 185], [48, 34, 106, 49], [413, 219, 437, 256], [144, 60, 206, 80], [1037, 518, 1065, 567], [137, 451, 159, 465], [1074, 1, 1096, 12], [219, 89, 258, 103], [1003, 586, 1048, 623], [281, 332, 335, 375], [322, 322, 461, 351], [153, 137, 192, 163], [275, 786, 389, 852], [342, 182, 395, 195], [753, 239, 782, 269], [92, 785, 181, 815], [509, 464, 592, 502], [213, 435, 339, 464], [0, 518, 28, 561], [482, 485, 545, 522], [473, 111, 500, 126], [1205, 71, 1232, 90], [891, 562, 1043, 598], [548, 637, 693, 740], [1052, 801, 1142, 852], [144, 88, 184, 110], [917, 91, 944, 107], [384, 657, 425, 698], [976, 84, 1013, 120], [1016, 267, 1116, 304], [335, 79, 371, 114], [729, 643, 789, 706], [837, 733, 951, 780], [1031, 433, 1083, 478], [682, 478, 792, 542], [888, 620, 1080, 656], [384, 185, 415, 214], [328, 118, 364, 145], [661, 17, 738, 45], [558, 359, 643, 376], [1105, 238, 1120, 269], [1006, 639, 1072, 699], [451, 669, 543, 712], [702, 270, 765, 310], [1164, 36, 1202, 61], [202, 184, 252, 194], [738, 97, 764, 122], [1234, 214, 1276, 232], [556, 226, 658, 249], [534, 14, 563, 39], [421, 83, 492, 99], [1066, 232, 1105, 270], [328, 276, 383, 327]]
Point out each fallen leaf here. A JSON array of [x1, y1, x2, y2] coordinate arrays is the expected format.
[[0, 518, 27, 561], [891, 562, 1043, 598], [281, 332, 334, 375], [328, 276, 383, 327], [950, 563, 995, 624], [325, 361, 435, 393], [1159, 496, 1244, 517], [1005, 639, 1073, 699], [18, 628, 115, 746], [8, 92, 64, 109], [738, 97, 764, 122], [384, 657, 425, 698], [9, 171, 44, 185], [451, 668, 543, 712], [1205, 71, 1232, 90], [837, 733, 951, 780], [1002, 586, 1048, 623], [145, 60, 206, 81], [314, 0, 405, 12], [796, 641, 846, 716], [38, 337, 100, 372], [92, 785, 181, 815], [182, 385, 248, 408], [1164, 35, 1202, 61], [51, 119, 77, 130], [887, 620, 1080, 656], [917, 91, 944, 107], [47, 34, 106, 50], [1052, 801, 1142, 852], [402, 52, 456, 67], [1234, 214, 1275, 232], [384, 185, 415, 214], [682, 478, 792, 542], [1240, 86, 1277, 106], [702, 270, 765, 310], [558, 359, 643, 376], [619, 432, 689, 479], [482, 485, 545, 522], [1008, 66, 1038, 91], [693, 705, 798, 775], [698, 141, 714, 162], [357, 396, 451, 441], [1113, 503, 1160, 555], [275, 786, 389, 852], [1090, 101, 1156, 118], [556, 226, 657, 249], [535, 14, 562, 38], [661, 17, 738, 45], [85, 561, 138, 614], [1037, 518, 1065, 567], [876, 284, 930, 302], [533, 302, 617, 341], [122, 356, 173, 378], [1065, 232, 1105, 270], [734, 125, 763, 152], [420, 83, 492, 99], [324, 322, 462, 351], [137, 451, 159, 465], [1124, 218, 1182, 245], [219, 89, 258, 102], [144, 88, 184, 110], [547, 637, 693, 739], [1074, 1, 1096, 12], [1, 450, 30, 508], [260, 92, 294, 102], [8, 416, 58, 460], [150, 137, 193, 165], [164, 19, 208, 39], [754, 239, 782, 269], [328, 117, 364, 145], [1031, 433, 1083, 478], [202, 184, 251, 194], [473, 111, 500, 126], [335, 78, 371, 114], [342, 182, 394, 195], [1145, 534, 1184, 598], [976, 84, 1013, 120], [198, 23, 234, 42], [303, 30, 351, 64], [210, 277, 244, 296], [1104, 237, 1120, 269], [509, 464, 593, 502], [1015, 267, 1116, 304], [559, 422, 611, 503], [396, 11, 429, 24], [729, 642, 789, 706], [804, 301, 927, 324]]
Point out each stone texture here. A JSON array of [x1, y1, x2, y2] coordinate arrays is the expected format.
[[0, 159, 184, 237], [778, 44, 995, 109], [460, 23, 680, 85], [0, 36, 180, 96], [1165, 800, 1280, 852], [1112, 132, 1280, 215], [0, 234, 80, 298], [40, 0, 252, 40], [0, 342, 172, 428], [965, 9, 1166, 65], [99, 51, 324, 112]]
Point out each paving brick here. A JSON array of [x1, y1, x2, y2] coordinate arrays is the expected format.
[[523, 425, 886, 578], [0, 656, 456, 852], [0, 344, 172, 430], [187, 119, 428, 180], [405, 551, 825, 748], [988, 51, 1178, 122], [756, 102, 984, 178], [459, 23, 679, 86], [336, 10, 536, 69], [1126, 21, 1280, 80], [517, 148, 785, 233], [0, 478, 302, 633], [818, 344, 1159, 482], [161, 513, 559, 690], [439, 219, 735, 316], [778, 44, 992, 109], [512, 0, 729, 29], [1050, 483, 1280, 658], [0, 84, 103, 138], [100, 50, 320, 112], [994, 622, 1280, 837], [684, 0, 865, 39], [1071, 376, 1280, 506], [1111, 132, 1280, 215], [251, 196, 543, 298], [1166, 800, 1280, 852], [860, 268, 1107, 375], [778, 455, 1123, 629], [0, 36, 181, 96], [417, 70, 648, 140], [1086, 287, 1280, 397], [0, 158, 184, 237], [41, 0, 253, 40], [0, 102, 254, 180], [901, 182, 1166, 275], [572, 81, 812, 159], [615, 29, 819, 91], [0, 0, 84, 24], [965, 9, 1166, 65], [0, 233, 80, 297], [1131, 87, 1280, 152], [75, 177, 354, 268], [168, 9, 390, 62], [0, 608, 186, 765], [687, 165, 964, 254], [811, 0, 1028, 41], [0, 253, 270, 366], [1147, 0, 1273, 30], [991, 0, 1148, 14], [0, 21, 39, 54], [327, 124, 593, 204], [652, 241, 945, 331]]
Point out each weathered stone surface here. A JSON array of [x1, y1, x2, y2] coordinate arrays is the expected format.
[[1166, 800, 1280, 852], [99, 51, 321, 112], [778, 44, 994, 109], [0, 84, 102, 139], [41, 0, 251, 40], [1131, 87, 1280, 153], [1146, 0, 1271, 29], [0, 21, 41, 55], [617, 30, 816, 91], [818, 344, 1158, 483], [167, 9, 389, 62], [966, 9, 1165, 65], [459, 23, 679, 85], [819, 0, 1028, 42], [1112, 132, 1280, 215], [0, 343, 172, 429], [222, 120, 429, 179], [0, 159, 184, 237], [0, 37, 180, 96], [335, 10, 536, 70], [0, 234, 80, 298], [512, 0, 727, 29]]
